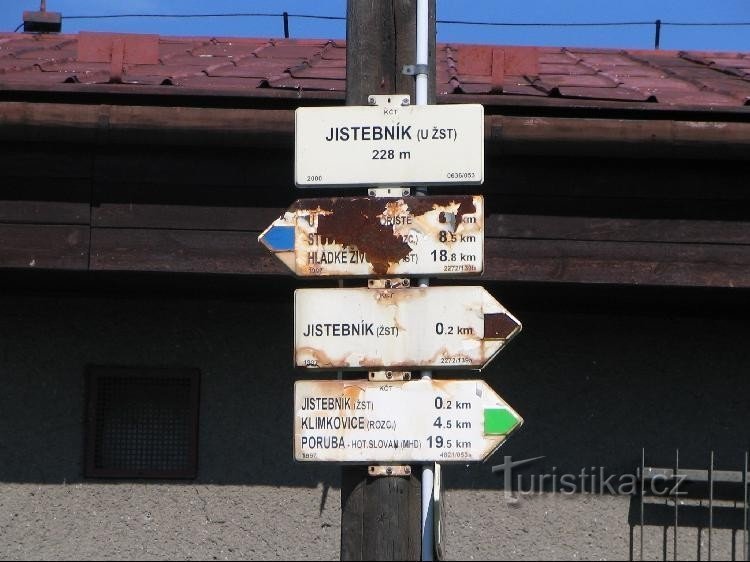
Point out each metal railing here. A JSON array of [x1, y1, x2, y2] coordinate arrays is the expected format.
[[634, 450, 749, 561]]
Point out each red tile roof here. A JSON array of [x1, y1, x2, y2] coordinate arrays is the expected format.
[[0, 32, 749, 108]]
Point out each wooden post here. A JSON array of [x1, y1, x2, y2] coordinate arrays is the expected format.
[[345, 0, 436, 106], [341, 1, 436, 560]]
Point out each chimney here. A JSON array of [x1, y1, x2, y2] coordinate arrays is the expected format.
[[23, 1, 62, 33]]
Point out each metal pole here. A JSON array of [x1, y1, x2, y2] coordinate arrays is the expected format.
[[420, 369, 434, 562], [639, 447, 646, 560], [416, 1, 433, 559], [743, 451, 748, 561], [654, 20, 662, 50], [415, 0, 429, 106], [708, 451, 714, 561], [674, 449, 679, 561], [283, 12, 290, 38]]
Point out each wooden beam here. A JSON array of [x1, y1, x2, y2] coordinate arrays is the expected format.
[[0, 180, 90, 225], [92, 183, 280, 230], [486, 215, 750, 245], [3, 102, 750, 160], [92, 147, 290, 186], [0, 143, 93, 179], [0, 205, 745, 287], [489, 115, 750, 160], [0, 224, 89, 270], [483, 238, 750, 288], [90, 228, 281, 275]]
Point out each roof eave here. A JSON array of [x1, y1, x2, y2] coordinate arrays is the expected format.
[[1, 100, 749, 160]]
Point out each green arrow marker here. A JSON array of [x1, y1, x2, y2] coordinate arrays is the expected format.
[[484, 408, 520, 435]]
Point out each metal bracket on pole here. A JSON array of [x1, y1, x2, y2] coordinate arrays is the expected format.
[[367, 278, 410, 289], [402, 64, 430, 77], [369, 465, 413, 478], [368, 187, 411, 198], [369, 371, 412, 382], [368, 94, 411, 107]]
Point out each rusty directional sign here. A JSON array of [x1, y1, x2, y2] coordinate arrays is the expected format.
[[294, 379, 522, 463], [295, 286, 521, 370], [258, 195, 484, 277], [295, 102, 484, 187]]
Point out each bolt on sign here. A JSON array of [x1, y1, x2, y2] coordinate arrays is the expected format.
[[295, 103, 484, 187], [295, 286, 521, 370], [258, 195, 484, 277], [294, 379, 523, 463]]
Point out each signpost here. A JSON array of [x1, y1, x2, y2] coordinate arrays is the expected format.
[[294, 379, 523, 463], [295, 102, 484, 187], [258, 195, 484, 277], [295, 286, 521, 370], [256, 2, 523, 559]]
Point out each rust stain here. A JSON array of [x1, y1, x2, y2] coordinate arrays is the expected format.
[[358, 356, 391, 368], [291, 196, 477, 275], [296, 346, 338, 369], [405, 196, 477, 222]]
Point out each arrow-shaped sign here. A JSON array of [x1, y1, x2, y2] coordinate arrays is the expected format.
[[294, 379, 522, 463], [295, 286, 521, 370], [258, 195, 484, 277]]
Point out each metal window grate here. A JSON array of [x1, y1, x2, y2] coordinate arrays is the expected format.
[[85, 366, 200, 479]]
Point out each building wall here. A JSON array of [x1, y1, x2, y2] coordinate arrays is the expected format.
[[0, 280, 748, 560]]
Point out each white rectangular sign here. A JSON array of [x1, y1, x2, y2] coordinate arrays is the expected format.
[[295, 103, 484, 187], [294, 379, 523, 463]]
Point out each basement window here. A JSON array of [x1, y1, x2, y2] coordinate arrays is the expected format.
[[85, 366, 200, 479]]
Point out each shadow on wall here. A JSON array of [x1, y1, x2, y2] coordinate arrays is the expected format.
[[0, 275, 748, 491], [446, 290, 750, 491]]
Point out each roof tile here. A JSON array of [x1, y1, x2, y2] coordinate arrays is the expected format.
[[312, 59, 346, 69], [649, 89, 739, 106], [538, 74, 619, 87], [626, 77, 701, 91], [265, 76, 346, 91], [0, 69, 84, 84], [555, 86, 656, 102], [539, 63, 598, 76], [0, 32, 747, 109], [172, 76, 266, 89], [254, 43, 327, 59], [452, 82, 493, 95], [162, 53, 237, 66], [572, 53, 637, 66], [500, 82, 547, 97], [288, 65, 345, 80], [321, 45, 346, 60], [191, 42, 267, 57], [599, 65, 669, 79], [206, 60, 288, 79], [453, 45, 493, 75], [538, 52, 577, 64]]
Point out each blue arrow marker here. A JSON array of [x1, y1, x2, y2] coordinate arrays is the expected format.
[[260, 224, 295, 252]]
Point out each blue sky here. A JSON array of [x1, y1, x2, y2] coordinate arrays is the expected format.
[[2, 1, 748, 52]]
